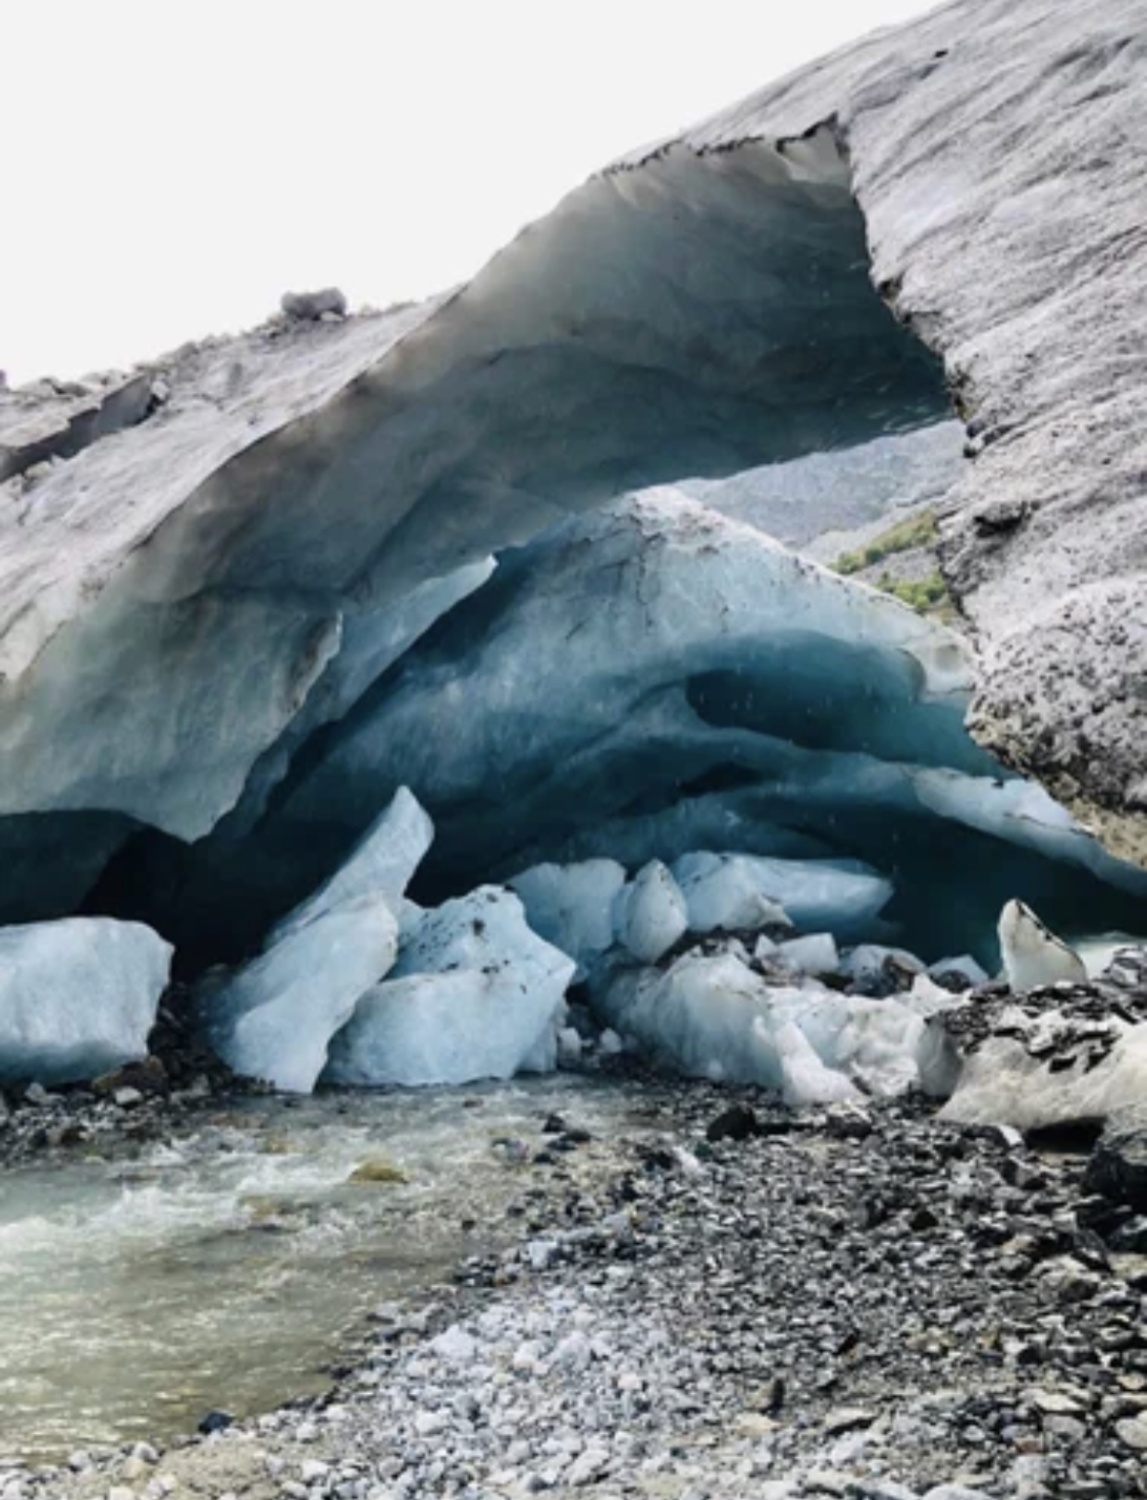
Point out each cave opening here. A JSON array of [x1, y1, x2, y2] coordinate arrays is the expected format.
[[61, 134, 1147, 977]]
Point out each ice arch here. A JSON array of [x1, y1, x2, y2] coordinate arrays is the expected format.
[[0, 128, 953, 932]]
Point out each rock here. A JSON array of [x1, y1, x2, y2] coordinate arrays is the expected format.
[[566, 1446, 609, 1486], [1083, 1125, 1147, 1211], [279, 287, 347, 321], [347, 1159, 407, 1185], [1114, 1414, 1147, 1451], [706, 1104, 763, 1142], [1028, 1387, 1084, 1416], [822, 1406, 876, 1435], [196, 1409, 234, 1435], [92, 1056, 169, 1098], [428, 1325, 478, 1364]]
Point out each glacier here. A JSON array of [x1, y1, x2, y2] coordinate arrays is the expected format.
[[0, 0, 1143, 1100], [0, 918, 171, 1085]]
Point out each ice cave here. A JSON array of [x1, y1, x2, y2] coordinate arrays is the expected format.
[[1, 120, 1145, 1103]]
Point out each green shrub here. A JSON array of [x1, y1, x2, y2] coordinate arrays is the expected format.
[[877, 570, 951, 615], [833, 508, 938, 575]]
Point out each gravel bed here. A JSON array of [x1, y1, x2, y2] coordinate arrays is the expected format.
[[5, 1081, 1146, 1500]]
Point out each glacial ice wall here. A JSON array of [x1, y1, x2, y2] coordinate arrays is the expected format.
[[0, 129, 950, 931], [0, 0, 1143, 1023], [116, 495, 1147, 972]]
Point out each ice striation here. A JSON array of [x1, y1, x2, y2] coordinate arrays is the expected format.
[[243, 495, 1147, 971], [0, 918, 171, 1085]]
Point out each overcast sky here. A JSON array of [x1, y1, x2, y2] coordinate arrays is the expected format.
[[3, 0, 940, 383]]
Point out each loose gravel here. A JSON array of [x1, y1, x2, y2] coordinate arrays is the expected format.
[[5, 1080, 1145, 1500]]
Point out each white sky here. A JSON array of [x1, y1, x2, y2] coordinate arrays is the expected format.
[[3, 0, 940, 384]]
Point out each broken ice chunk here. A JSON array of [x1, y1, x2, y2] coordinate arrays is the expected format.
[[325, 968, 563, 1087], [773, 1020, 862, 1107], [614, 860, 688, 963], [998, 899, 1087, 990], [510, 858, 626, 977], [670, 851, 792, 934], [271, 787, 432, 942], [326, 886, 575, 1086], [602, 952, 787, 1087], [778, 932, 840, 977], [672, 852, 891, 938], [0, 917, 171, 1085], [597, 948, 938, 1100], [202, 895, 398, 1093]]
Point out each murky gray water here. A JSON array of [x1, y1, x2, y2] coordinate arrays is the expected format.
[[0, 1077, 637, 1460]]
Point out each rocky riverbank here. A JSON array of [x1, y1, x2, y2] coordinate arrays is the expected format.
[[6, 1081, 1145, 1500]]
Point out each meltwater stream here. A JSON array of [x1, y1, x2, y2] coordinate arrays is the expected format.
[[0, 1077, 640, 1461]]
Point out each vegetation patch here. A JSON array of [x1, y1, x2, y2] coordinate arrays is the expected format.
[[877, 570, 951, 615], [833, 508, 939, 575]]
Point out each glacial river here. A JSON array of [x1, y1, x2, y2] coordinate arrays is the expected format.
[[0, 1077, 638, 1460]]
